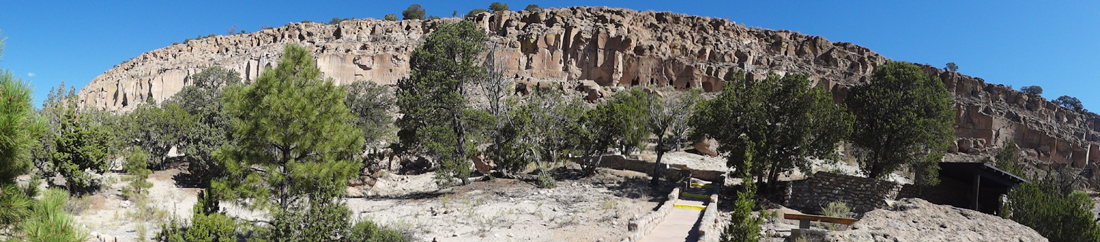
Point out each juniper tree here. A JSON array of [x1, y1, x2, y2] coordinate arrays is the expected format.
[[846, 61, 954, 184], [692, 72, 851, 191], [396, 21, 491, 185]]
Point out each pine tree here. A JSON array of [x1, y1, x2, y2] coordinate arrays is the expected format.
[[212, 44, 363, 240]]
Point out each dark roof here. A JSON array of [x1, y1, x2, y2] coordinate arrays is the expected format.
[[939, 162, 1029, 188]]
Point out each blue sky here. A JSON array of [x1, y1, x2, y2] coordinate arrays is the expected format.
[[2, 1, 1098, 110]]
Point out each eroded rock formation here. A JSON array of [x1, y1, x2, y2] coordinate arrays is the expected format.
[[76, 6, 1100, 169]]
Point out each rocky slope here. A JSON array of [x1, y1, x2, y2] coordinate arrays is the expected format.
[[77, 6, 1099, 170], [828, 198, 1047, 242]]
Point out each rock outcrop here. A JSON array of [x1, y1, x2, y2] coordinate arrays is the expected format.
[[77, 6, 1100, 168], [826, 198, 1047, 242]]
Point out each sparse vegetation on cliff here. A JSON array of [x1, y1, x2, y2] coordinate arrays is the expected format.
[[402, 4, 426, 20]]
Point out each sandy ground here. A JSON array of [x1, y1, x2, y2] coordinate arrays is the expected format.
[[349, 168, 669, 242], [63, 165, 670, 242]]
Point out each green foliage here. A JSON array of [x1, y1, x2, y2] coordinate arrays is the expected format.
[[32, 82, 77, 171], [154, 215, 185, 242], [945, 62, 958, 72], [846, 61, 954, 184], [402, 4, 426, 20], [383, 14, 398, 21], [996, 139, 1025, 178], [166, 66, 240, 186], [396, 21, 489, 185], [190, 66, 241, 88], [497, 90, 586, 175], [0, 68, 44, 184], [185, 208, 235, 242], [50, 104, 111, 194], [263, 197, 351, 241], [347, 220, 408, 242], [125, 147, 153, 195], [1003, 174, 1100, 242], [214, 43, 363, 212], [1053, 95, 1087, 113], [1020, 85, 1043, 95], [721, 149, 762, 242], [0, 183, 35, 229], [489, 2, 509, 12], [328, 17, 351, 25], [646, 87, 701, 186], [124, 101, 194, 169], [23, 189, 88, 242], [525, 4, 541, 11], [467, 9, 488, 17], [343, 81, 394, 150], [574, 90, 649, 176], [693, 72, 851, 190], [820, 201, 850, 230]]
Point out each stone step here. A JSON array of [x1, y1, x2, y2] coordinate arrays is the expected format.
[[673, 203, 707, 210]]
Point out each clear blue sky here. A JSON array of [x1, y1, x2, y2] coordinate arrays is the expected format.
[[2, 1, 1098, 110]]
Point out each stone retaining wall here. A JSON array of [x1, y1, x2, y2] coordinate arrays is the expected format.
[[786, 172, 902, 214], [598, 154, 725, 182], [696, 190, 721, 242], [623, 180, 685, 242]]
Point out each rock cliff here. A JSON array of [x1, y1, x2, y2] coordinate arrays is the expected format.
[[76, 6, 1100, 169]]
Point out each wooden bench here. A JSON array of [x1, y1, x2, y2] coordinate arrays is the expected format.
[[783, 213, 858, 238]]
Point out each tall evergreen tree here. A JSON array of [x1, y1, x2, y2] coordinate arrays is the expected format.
[[396, 21, 490, 185], [846, 61, 954, 184], [212, 44, 363, 240]]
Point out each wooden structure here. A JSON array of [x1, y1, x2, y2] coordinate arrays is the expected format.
[[784, 213, 858, 238]]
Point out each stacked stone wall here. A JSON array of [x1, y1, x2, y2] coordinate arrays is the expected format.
[[786, 172, 902, 214]]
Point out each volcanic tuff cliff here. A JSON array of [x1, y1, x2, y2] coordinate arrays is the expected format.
[[77, 6, 1100, 170]]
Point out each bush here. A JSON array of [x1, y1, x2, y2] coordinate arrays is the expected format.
[[525, 4, 541, 11], [125, 147, 153, 195], [383, 14, 398, 21], [467, 8, 488, 17], [489, 2, 509, 12], [23, 189, 87, 242], [402, 4, 426, 20], [820, 201, 850, 230], [721, 176, 762, 242], [945, 62, 958, 72], [1003, 174, 1100, 242], [1019, 85, 1043, 95], [347, 220, 408, 242]]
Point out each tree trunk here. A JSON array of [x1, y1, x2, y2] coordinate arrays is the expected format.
[[651, 136, 666, 187]]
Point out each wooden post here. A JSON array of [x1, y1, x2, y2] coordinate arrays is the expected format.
[[973, 174, 981, 210]]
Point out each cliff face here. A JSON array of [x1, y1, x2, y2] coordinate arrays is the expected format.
[[76, 6, 1099, 169]]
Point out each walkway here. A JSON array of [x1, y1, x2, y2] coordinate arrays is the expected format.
[[639, 180, 715, 242]]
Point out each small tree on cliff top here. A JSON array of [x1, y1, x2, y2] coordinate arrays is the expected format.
[[402, 4, 426, 20], [846, 61, 954, 184]]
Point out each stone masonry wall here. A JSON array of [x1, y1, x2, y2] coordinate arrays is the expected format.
[[787, 172, 902, 214]]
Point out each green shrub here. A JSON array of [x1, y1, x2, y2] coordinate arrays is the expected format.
[[402, 4, 426, 20], [467, 9, 488, 17], [721, 175, 762, 242], [185, 212, 235, 242], [0, 183, 35, 228], [820, 201, 850, 230], [155, 215, 185, 242], [1003, 173, 1100, 242], [525, 4, 541, 11], [125, 147, 153, 195], [23, 189, 87, 242], [489, 2, 509, 12], [384, 14, 398, 21], [347, 220, 408, 242]]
